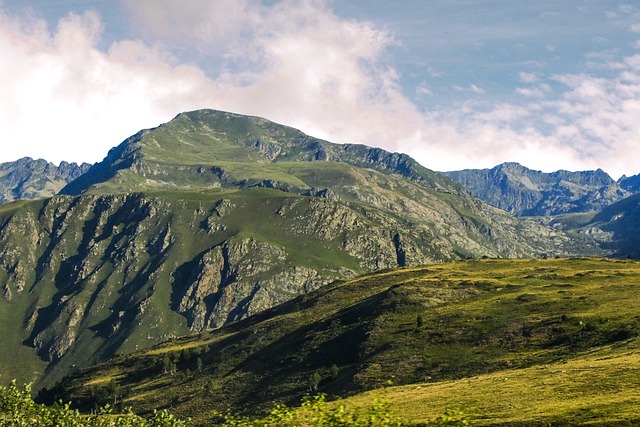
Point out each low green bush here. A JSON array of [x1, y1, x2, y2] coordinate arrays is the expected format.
[[210, 394, 470, 427], [0, 381, 188, 427], [1, 382, 469, 427]]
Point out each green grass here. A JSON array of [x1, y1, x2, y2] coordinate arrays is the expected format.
[[344, 345, 640, 426], [51, 258, 640, 426]]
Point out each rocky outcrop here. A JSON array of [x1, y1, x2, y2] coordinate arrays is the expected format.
[[173, 239, 325, 330], [618, 173, 640, 193]]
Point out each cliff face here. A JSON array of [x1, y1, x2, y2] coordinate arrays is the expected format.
[[0, 157, 91, 204], [0, 188, 461, 387], [0, 109, 595, 388], [444, 162, 630, 216]]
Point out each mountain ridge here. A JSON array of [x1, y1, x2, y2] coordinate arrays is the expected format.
[[443, 161, 638, 216], [0, 157, 91, 204], [61, 109, 460, 197]]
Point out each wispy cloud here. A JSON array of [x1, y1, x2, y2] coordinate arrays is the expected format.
[[519, 72, 542, 83], [453, 84, 485, 95], [516, 87, 545, 98]]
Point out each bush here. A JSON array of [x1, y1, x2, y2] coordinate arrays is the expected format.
[[211, 394, 404, 427], [0, 381, 189, 427], [1, 382, 470, 427], [211, 394, 470, 427]]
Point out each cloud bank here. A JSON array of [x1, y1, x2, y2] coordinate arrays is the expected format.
[[1, 0, 640, 178]]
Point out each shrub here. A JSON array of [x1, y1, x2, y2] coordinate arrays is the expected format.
[[0, 381, 189, 427]]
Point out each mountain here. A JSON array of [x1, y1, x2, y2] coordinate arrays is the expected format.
[[443, 162, 631, 216], [0, 109, 590, 389], [544, 192, 640, 259], [0, 157, 91, 204], [48, 258, 640, 426], [618, 173, 640, 193]]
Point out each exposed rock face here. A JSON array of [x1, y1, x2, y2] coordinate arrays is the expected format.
[[0, 157, 91, 204], [618, 173, 640, 193], [173, 239, 324, 330], [0, 190, 460, 387], [444, 162, 631, 216]]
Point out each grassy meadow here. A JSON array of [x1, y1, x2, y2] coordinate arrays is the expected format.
[[50, 257, 640, 426]]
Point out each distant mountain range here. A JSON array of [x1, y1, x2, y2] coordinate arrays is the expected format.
[[443, 162, 640, 216], [0, 157, 91, 204], [4, 153, 639, 221], [441, 162, 640, 258]]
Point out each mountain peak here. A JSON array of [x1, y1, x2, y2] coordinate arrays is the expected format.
[[60, 108, 450, 196], [495, 162, 527, 172]]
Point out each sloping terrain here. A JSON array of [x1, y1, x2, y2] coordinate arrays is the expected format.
[[344, 342, 640, 426], [50, 258, 640, 426], [544, 192, 640, 259], [0, 109, 588, 390], [444, 162, 631, 216], [0, 157, 91, 204]]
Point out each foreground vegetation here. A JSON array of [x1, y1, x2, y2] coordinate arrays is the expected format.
[[0, 381, 188, 427], [48, 258, 640, 426], [1, 382, 469, 427]]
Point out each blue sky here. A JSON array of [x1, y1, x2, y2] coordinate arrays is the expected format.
[[1, 1, 639, 178]]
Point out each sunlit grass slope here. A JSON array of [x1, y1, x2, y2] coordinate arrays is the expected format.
[[346, 343, 640, 426], [53, 258, 640, 426]]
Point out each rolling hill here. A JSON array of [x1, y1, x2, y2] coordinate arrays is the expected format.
[[49, 257, 640, 426]]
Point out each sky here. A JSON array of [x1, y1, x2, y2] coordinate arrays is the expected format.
[[1, 1, 640, 178]]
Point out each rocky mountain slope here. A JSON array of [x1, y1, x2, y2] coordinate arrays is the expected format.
[[48, 258, 640, 426], [443, 162, 636, 216], [0, 157, 91, 205], [542, 192, 640, 259], [0, 109, 595, 389]]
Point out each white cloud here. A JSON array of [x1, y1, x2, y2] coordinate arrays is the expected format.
[[0, 0, 431, 164], [426, 66, 444, 78], [469, 84, 485, 95], [619, 5, 635, 14], [453, 84, 485, 95], [516, 87, 544, 98], [416, 84, 432, 97], [518, 71, 542, 83], [2, 0, 640, 181], [0, 9, 219, 164]]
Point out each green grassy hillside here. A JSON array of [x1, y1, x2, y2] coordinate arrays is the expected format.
[[52, 258, 640, 426], [1, 109, 595, 390]]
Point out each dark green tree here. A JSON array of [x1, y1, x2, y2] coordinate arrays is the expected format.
[[307, 371, 321, 392], [330, 364, 339, 380]]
